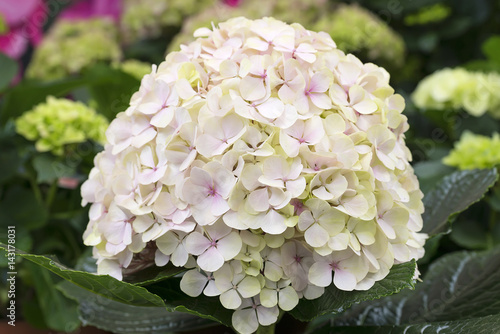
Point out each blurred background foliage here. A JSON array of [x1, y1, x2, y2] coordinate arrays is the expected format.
[[0, 0, 500, 332]]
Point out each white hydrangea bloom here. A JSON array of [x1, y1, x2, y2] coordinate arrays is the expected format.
[[82, 17, 427, 333]]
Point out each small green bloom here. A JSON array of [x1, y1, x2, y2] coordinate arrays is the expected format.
[[15, 97, 109, 155], [404, 4, 451, 26], [443, 131, 500, 170], [27, 18, 121, 80], [313, 4, 405, 68], [412, 68, 500, 118]]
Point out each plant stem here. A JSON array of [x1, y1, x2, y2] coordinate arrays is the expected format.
[[28, 173, 43, 204], [45, 179, 58, 209], [487, 209, 498, 249], [256, 323, 276, 334]]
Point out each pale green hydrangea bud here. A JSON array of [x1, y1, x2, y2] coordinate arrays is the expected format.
[[412, 68, 500, 118], [15, 96, 109, 155], [404, 3, 451, 26], [115, 60, 152, 81], [443, 131, 500, 170], [27, 18, 121, 80], [121, 0, 216, 42], [313, 4, 405, 68]]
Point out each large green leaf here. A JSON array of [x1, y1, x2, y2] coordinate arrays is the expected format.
[[58, 281, 216, 334], [26, 262, 81, 332], [1, 245, 232, 327], [146, 278, 234, 327], [421, 168, 498, 236], [0, 244, 165, 307], [313, 314, 500, 334], [331, 246, 500, 327], [288, 260, 416, 322]]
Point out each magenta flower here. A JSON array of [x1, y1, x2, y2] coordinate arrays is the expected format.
[[60, 0, 122, 21], [0, 0, 46, 59]]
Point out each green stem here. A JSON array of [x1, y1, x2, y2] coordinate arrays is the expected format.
[[45, 179, 58, 209], [487, 210, 498, 249], [28, 173, 43, 204], [256, 323, 276, 334]]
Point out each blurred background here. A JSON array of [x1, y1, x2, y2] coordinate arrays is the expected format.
[[0, 0, 500, 332]]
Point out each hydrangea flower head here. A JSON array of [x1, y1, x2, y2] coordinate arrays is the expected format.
[[27, 18, 121, 80], [16, 97, 109, 155], [82, 17, 426, 333], [412, 67, 500, 118], [443, 131, 500, 170]]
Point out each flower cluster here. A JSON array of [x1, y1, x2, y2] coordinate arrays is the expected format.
[[120, 0, 215, 42], [81, 17, 426, 333], [313, 4, 405, 68], [412, 67, 500, 118], [16, 97, 108, 155], [27, 18, 121, 80], [443, 131, 500, 170]]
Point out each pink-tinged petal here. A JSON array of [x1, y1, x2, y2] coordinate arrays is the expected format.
[[196, 134, 225, 158], [247, 188, 271, 212], [303, 117, 325, 144], [261, 210, 287, 235], [197, 246, 225, 272], [310, 93, 333, 109], [308, 261, 332, 287], [333, 269, 357, 291], [150, 107, 175, 128], [279, 132, 300, 158], [217, 231, 242, 260], [185, 232, 211, 255], [240, 76, 266, 101], [210, 194, 230, 216], [256, 98, 284, 119]]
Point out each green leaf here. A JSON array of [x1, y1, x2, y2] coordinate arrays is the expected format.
[[0, 53, 19, 91], [0, 185, 48, 230], [0, 77, 87, 125], [82, 64, 141, 120], [58, 281, 216, 334], [313, 314, 500, 334], [146, 278, 234, 327], [422, 168, 498, 236], [331, 247, 500, 327], [288, 260, 416, 322], [25, 262, 81, 332], [33, 154, 75, 183], [0, 243, 165, 307], [1, 245, 233, 327], [482, 35, 500, 64]]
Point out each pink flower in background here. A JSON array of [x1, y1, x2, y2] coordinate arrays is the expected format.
[[0, 0, 46, 59], [223, 0, 241, 7], [60, 0, 122, 21]]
